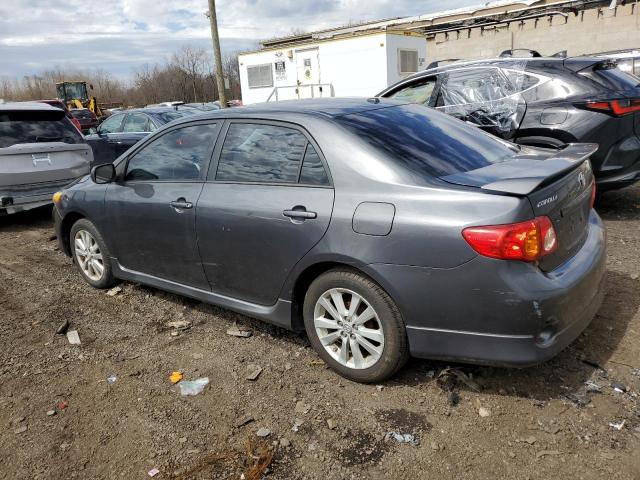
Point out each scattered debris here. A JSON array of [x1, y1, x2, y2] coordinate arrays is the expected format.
[[170, 371, 183, 384], [106, 286, 122, 297], [291, 419, 303, 433], [609, 420, 626, 431], [309, 360, 324, 366], [580, 359, 608, 376], [106, 374, 117, 385], [166, 320, 192, 331], [279, 438, 291, 448], [611, 382, 628, 393], [437, 367, 480, 392], [425, 369, 436, 379], [518, 436, 537, 445], [327, 418, 336, 430], [234, 414, 255, 428], [179, 377, 209, 396], [55, 320, 69, 335], [57, 401, 68, 410], [536, 450, 561, 459], [584, 380, 602, 393], [448, 391, 460, 407], [14, 425, 27, 434], [478, 407, 491, 418], [632, 368, 640, 378], [66, 330, 81, 345], [561, 392, 591, 408], [226, 323, 252, 338], [256, 427, 271, 437], [294, 401, 311, 415], [384, 431, 419, 447], [533, 400, 546, 408], [46, 410, 56, 417], [148, 468, 160, 477], [376, 385, 384, 392], [246, 365, 263, 381]]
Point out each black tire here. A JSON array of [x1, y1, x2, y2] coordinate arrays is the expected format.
[[303, 268, 409, 383], [70, 218, 117, 289]]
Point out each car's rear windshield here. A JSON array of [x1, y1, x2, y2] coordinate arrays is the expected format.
[[333, 104, 518, 178], [0, 110, 84, 148], [592, 66, 640, 91]]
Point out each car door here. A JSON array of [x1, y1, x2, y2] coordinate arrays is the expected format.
[[84, 113, 125, 165], [196, 120, 334, 306], [103, 121, 221, 289], [117, 112, 154, 156]]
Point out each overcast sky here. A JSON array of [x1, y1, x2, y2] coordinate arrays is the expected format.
[[0, 0, 480, 81]]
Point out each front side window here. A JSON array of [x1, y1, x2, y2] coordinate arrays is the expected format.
[[215, 123, 307, 183], [389, 79, 437, 105], [99, 114, 124, 134], [439, 68, 510, 106], [125, 123, 217, 182], [122, 113, 150, 133]]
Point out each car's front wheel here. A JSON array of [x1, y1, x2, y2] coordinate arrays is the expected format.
[[303, 268, 408, 383], [70, 219, 116, 289]]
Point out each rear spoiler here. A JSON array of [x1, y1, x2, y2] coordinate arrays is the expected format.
[[442, 143, 598, 195], [563, 57, 617, 73]]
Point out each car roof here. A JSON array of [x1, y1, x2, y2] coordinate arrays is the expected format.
[[0, 101, 62, 112], [172, 98, 408, 122]]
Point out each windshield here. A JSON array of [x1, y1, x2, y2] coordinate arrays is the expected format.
[[333, 104, 518, 179], [0, 110, 84, 148], [153, 110, 198, 124]]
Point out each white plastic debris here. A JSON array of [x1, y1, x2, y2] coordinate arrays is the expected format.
[[107, 374, 117, 385], [179, 377, 209, 396], [384, 431, 419, 446], [609, 420, 626, 431], [66, 330, 81, 345], [148, 468, 160, 477]]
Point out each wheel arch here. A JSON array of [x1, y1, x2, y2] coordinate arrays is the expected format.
[[59, 211, 86, 257]]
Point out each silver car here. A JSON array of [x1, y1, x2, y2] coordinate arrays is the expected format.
[[0, 102, 92, 215]]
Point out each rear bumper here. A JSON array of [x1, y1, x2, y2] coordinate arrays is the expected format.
[[366, 210, 607, 367], [0, 178, 75, 215], [595, 134, 640, 190]]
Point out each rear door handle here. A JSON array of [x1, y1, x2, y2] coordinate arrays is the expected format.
[[170, 199, 193, 210], [283, 208, 317, 219]]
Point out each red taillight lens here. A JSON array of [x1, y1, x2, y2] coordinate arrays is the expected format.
[[462, 216, 557, 262], [590, 181, 596, 209], [585, 99, 640, 116]]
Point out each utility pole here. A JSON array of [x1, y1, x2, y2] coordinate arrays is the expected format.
[[207, 0, 227, 108]]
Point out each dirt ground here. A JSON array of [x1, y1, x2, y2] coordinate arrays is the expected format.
[[1, 186, 639, 480]]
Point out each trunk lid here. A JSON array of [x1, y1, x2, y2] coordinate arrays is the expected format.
[[0, 142, 92, 187], [442, 143, 596, 271]]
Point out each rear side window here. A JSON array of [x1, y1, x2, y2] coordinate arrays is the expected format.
[[123, 113, 150, 132], [125, 123, 217, 181], [215, 123, 307, 183], [299, 144, 329, 186], [0, 110, 83, 148], [333, 104, 517, 179]]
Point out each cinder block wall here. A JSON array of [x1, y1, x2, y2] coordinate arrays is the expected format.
[[427, 3, 640, 61]]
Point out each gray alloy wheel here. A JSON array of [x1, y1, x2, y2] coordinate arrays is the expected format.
[[73, 229, 105, 282], [313, 288, 384, 369]]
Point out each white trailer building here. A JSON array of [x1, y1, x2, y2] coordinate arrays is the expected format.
[[238, 27, 427, 105]]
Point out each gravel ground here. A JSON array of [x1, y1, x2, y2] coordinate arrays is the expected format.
[[0, 185, 639, 480]]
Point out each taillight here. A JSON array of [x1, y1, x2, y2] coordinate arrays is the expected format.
[[462, 216, 557, 262], [590, 181, 596, 209], [585, 99, 640, 116], [71, 117, 82, 132]]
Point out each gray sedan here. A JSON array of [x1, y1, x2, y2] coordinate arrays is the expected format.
[[53, 98, 606, 382]]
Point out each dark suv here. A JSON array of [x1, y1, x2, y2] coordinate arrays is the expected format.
[[379, 57, 640, 190]]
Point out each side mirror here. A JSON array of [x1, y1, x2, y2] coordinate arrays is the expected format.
[[91, 163, 116, 184]]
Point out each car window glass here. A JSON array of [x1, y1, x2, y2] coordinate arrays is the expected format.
[[389, 79, 436, 105], [503, 71, 540, 93], [99, 114, 124, 134], [215, 123, 306, 183], [125, 123, 217, 182], [440, 68, 510, 106], [122, 113, 149, 133], [0, 110, 83, 148], [299, 144, 329, 186]]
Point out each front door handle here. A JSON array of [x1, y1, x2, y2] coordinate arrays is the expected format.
[[283, 208, 317, 219], [170, 198, 193, 210]]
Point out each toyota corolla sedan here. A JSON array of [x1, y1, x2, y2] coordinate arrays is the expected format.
[[52, 98, 606, 383]]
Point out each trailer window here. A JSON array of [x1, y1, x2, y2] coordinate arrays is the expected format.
[[399, 49, 419, 75], [247, 64, 274, 89]]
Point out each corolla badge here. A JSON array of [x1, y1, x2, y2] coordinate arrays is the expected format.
[[537, 195, 558, 208]]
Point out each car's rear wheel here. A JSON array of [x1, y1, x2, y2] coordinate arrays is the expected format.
[[303, 268, 408, 383], [70, 219, 116, 289]]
